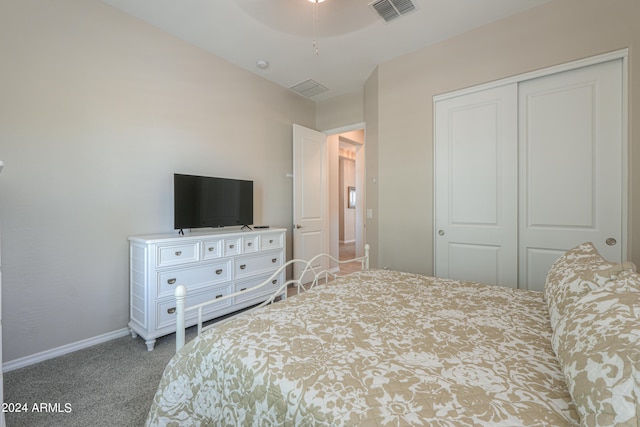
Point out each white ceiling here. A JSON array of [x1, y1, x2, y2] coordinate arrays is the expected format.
[[99, 0, 552, 102]]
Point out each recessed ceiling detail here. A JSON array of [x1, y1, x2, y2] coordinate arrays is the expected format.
[[289, 79, 329, 97], [233, 0, 379, 37], [369, 0, 416, 22]]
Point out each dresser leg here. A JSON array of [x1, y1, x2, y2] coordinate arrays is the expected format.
[[129, 328, 138, 339], [145, 339, 156, 351]]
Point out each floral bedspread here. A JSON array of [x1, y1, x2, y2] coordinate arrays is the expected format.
[[146, 269, 579, 426]]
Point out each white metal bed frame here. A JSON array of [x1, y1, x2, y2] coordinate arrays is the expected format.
[[174, 244, 370, 352]]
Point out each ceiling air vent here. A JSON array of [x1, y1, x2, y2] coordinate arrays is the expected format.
[[369, 0, 416, 22], [289, 79, 329, 98]]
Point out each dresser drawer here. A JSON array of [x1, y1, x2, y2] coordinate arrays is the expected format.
[[156, 260, 232, 298], [223, 238, 242, 256], [235, 251, 283, 279], [202, 239, 223, 260], [261, 233, 284, 250], [156, 285, 232, 329], [156, 243, 199, 267], [243, 235, 259, 253], [234, 272, 285, 304]]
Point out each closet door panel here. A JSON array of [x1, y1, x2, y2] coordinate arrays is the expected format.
[[526, 84, 595, 227], [518, 59, 623, 291], [435, 84, 518, 287]]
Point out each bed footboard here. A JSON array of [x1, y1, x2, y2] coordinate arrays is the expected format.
[[174, 244, 370, 352]]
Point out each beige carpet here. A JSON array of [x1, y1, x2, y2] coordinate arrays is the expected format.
[[4, 326, 199, 427]]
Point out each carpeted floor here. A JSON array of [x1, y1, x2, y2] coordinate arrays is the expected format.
[[4, 327, 194, 427]]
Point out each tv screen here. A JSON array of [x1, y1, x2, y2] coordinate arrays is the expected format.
[[174, 174, 253, 230]]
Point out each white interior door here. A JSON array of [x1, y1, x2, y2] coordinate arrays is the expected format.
[[434, 84, 519, 287], [293, 124, 329, 282], [518, 59, 624, 291], [435, 57, 624, 291]]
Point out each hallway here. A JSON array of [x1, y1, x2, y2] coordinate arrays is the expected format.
[[338, 242, 361, 276]]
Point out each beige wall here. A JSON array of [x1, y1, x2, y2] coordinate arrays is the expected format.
[[340, 157, 356, 243], [316, 91, 364, 131], [366, 0, 639, 274], [0, 0, 315, 362]]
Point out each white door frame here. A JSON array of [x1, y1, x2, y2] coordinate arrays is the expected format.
[[433, 49, 629, 264], [323, 122, 366, 262]]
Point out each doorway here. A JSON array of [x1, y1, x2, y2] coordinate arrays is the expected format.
[[293, 122, 365, 277], [326, 124, 365, 275]]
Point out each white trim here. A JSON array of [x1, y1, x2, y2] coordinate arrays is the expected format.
[[2, 328, 131, 372], [322, 122, 366, 135], [434, 49, 629, 102], [621, 53, 629, 261]]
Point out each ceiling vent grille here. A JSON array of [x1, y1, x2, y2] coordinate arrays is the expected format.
[[289, 79, 329, 97], [369, 0, 416, 22]]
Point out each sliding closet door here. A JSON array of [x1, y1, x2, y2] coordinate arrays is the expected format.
[[518, 59, 624, 291], [434, 84, 518, 287]]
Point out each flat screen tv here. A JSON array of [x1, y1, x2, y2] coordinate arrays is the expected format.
[[174, 174, 253, 230]]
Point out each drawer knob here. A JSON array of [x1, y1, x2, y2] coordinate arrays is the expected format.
[[229, 244, 235, 249], [208, 247, 215, 252], [167, 278, 176, 285], [167, 307, 176, 314], [175, 251, 182, 256], [215, 294, 223, 299], [269, 239, 274, 244], [240, 264, 247, 270], [247, 242, 252, 247], [240, 288, 247, 291], [272, 279, 277, 284], [215, 269, 223, 275], [272, 258, 277, 263]]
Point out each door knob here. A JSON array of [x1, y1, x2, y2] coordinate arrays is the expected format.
[[438, 230, 445, 236], [294, 224, 303, 229], [606, 238, 617, 246]]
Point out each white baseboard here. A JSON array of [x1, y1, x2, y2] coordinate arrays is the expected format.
[[3, 328, 131, 373]]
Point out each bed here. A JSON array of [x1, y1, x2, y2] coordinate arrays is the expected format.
[[146, 243, 640, 426]]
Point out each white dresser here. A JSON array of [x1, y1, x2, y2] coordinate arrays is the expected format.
[[128, 228, 286, 350]]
